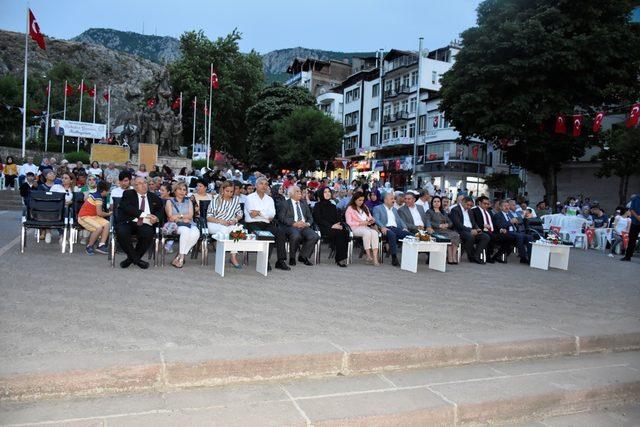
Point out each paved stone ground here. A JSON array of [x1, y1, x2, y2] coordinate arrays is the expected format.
[[0, 210, 638, 359]]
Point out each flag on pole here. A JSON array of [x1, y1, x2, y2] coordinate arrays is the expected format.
[[171, 97, 181, 110], [210, 71, 219, 89], [571, 115, 583, 137], [592, 111, 605, 133], [44, 84, 50, 96], [78, 81, 88, 93], [146, 98, 155, 108], [554, 115, 566, 134], [28, 9, 46, 50], [87, 87, 95, 98], [626, 103, 640, 128], [102, 90, 109, 102], [472, 145, 479, 160], [65, 83, 74, 96], [433, 116, 439, 128]]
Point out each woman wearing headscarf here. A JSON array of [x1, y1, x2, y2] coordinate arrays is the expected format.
[[364, 189, 382, 212], [313, 187, 349, 267]]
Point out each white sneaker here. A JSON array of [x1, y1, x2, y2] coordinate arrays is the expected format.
[[45, 232, 52, 244]]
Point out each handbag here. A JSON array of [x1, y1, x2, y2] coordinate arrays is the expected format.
[[169, 199, 192, 229]]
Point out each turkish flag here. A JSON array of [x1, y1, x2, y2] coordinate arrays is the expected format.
[[102, 91, 109, 102], [78, 82, 87, 94], [554, 115, 566, 134], [210, 72, 219, 89], [472, 145, 479, 160], [428, 153, 437, 161], [65, 83, 74, 96], [87, 87, 95, 98], [171, 97, 181, 110], [146, 98, 155, 108], [626, 103, 640, 128], [28, 9, 46, 50], [593, 111, 605, 133], [433, 116, 439, 127], [572, 115, 583, 137], [45, 84, 50, 97]]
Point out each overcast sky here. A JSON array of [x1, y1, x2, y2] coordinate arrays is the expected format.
[[0, 0, 482, 53]]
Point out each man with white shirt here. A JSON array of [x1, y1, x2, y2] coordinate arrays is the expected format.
[[472, 196, 514, 263], [277, 186, 318, 267], [110, 171, 133, 199], [19, 156, 39, 186], [415, 190, 431, 211], [115, 176, 162, 269], [373, 193, 410, 266], [450, 197, 489, 264], [397, 191, 429, 234], [244, 177, 288, 270], [493, 200, 533, 264]]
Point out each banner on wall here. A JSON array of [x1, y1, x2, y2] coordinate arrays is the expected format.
[[52, 119, 106, 139]]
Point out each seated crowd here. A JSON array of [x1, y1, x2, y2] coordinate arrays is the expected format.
[[4, 155, 639, 268]]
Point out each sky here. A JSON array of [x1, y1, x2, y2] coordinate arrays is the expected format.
[[0, 0, 482, 54]]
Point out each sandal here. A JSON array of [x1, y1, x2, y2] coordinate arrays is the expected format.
[[230, 259, 243, 269], [171, 255, 184, 268]]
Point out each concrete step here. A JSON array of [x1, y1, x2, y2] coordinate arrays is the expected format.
[[503, 403, 640, 426], [1, 324, 638, 403], [0, 190, 23, 211], [1, 351, 638, 426]]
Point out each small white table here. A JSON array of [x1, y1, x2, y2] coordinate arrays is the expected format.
[[212, 237, 273, 277], [529, 241, 571, 271], [399, 239, 449, 273]]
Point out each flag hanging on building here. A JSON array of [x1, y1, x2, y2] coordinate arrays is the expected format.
[[472, 145, 479, 160], [554, 115, 566, 134], [28, 9, 46, 50], [572, 115, 583, 137], [433, 116, 439, 128], [210, 71, 219, 89], [592, 112, 605, 133], [626, 103, 640, 128]]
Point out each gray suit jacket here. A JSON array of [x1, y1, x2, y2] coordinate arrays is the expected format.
[[397, 204, 429, 233], [372, 204, 407, 229], [277, 198, 314, 227]]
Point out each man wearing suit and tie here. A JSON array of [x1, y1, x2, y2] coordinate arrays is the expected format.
[[115, 176, 163, 269], [373, 192, 410, 266], [493, 199, 533, 264], [277, 185, 319, 266], [471, 196, 514, 263], [397, 190, 430, 234], [450, 196, 490, 264]]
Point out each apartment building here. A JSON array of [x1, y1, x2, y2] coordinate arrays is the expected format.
[[285, 58, 352, 97]]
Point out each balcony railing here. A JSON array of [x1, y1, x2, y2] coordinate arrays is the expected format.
[[384, 55, 419, 73], [383, 110, 411, 124], [344, 123, 358, 133], [285, 73, 302, 86]]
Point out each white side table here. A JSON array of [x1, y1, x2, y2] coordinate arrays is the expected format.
[[530, 241, 571, 271], [212, 237, 273, 277], [399, 239, 449, 273]]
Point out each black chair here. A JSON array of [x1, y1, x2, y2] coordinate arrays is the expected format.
[[160, 198, 207, 267], [109, 197, 160, 267], [68, 192, 85, 253], [20, 191, 67, 254]]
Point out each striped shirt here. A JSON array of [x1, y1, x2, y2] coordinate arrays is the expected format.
[[207, 195, 242, 221]]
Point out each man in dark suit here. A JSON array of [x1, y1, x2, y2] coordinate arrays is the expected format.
[[397, 191, 429, 234], [493, 199, 533, 264], [115, 176, 163, 269], [471, 196, 514, 263], [277, 185, 319, 266], [450, 196, 490, 264]]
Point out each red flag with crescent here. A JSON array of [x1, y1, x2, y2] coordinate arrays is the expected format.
[[626, 103, 640, 128], [433, 116, 439, 127], [571, 115, 583, 137], [146, 98, 155, 108], [28, 9, 46, 50], [592, 111, 605, 133], [65, 83, 74, 96], [171, 97, 181, 110], [554, 115, 566, 134], [472, 145, 479, 160], [87, 87, 95, 98], [210, 72, 219, 89], [102, 91, 109, 102]]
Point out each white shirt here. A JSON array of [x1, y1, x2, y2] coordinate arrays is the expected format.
[[88, 168, 103, 176], [244, 192, 276, 223], [50, 184, 73, 204], [479, 207, 494, 231], [462, 207, 472, 229], [19, 163, 38, 176], [408, 206, 424, 227], [416, 198, 430, 211], [110, 186, 132, 199], [137, 192, 151, 218], [292, 200, 305, 222], [384, 205, 397, 228]]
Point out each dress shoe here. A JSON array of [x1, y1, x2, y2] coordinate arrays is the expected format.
[[336, 261, 347, 268], [391, 256, 400, 267], [620, 257, 631, 261], [298, 257, 313, 266], [520, 258, 529, 264], [136, 260, 150, 269], [275, 261, 291, 271], [289, 258, 296, 266], [120, 258, 133, 268], [472, 258, 485, 265]]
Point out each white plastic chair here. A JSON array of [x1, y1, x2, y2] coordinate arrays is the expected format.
[[560, 216, 589, 248]]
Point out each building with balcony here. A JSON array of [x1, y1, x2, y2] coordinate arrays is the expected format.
[[285, 58, 352, 97], [316, 90, 343, 124]]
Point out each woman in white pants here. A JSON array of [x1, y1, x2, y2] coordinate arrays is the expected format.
[[207, 181, 243, 268], [165, 182, 200, 268]]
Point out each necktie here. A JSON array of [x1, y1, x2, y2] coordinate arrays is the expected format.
[[137, 195, 146, 225], [483, 209, 492, 232], [296, 202, 304, 222]]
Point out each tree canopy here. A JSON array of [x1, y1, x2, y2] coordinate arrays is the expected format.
[[440, 0, 640, 205], [593, 127, 640, 204]]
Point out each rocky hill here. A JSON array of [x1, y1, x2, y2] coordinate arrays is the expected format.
[[0, 29, 162, 125], [72, 28, 181, 64]]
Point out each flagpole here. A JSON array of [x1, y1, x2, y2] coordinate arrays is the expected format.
[[63, 80, 67, 120], [204, 98, 209, 169], [411, 37, 423, 184], [179, 91, 183, 117], [44, 79, 51, 152], [191, 96, 196, 159], [207, 63, 213, 169], [92, 84, 96, 144], [106, 86, 111, 138], [77, 78, 83, 152], [21, 5, 29, 159]]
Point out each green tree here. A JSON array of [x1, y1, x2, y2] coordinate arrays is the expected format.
[[440, 0, 640, 207], [593, 128, 640, 204], [168, 29, 264, 162], [245, 84, 316, 171], [272, 107, 344, 172], [483, 172, 524, 198]]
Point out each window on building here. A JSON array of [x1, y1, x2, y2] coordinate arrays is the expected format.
[[372, 83, 379, 97], [370, 133, 378, 146], [383, 104, 391, 118], [393, 102, 399, 114], [431, 71, 438, 84], [392, 127, 399, 138], [345, 112, 359, 127], [371, 107, 379, 122], [394, 77, 401, 91], [418, 115, 426, 134], [401, 99, 409, 113], [411, 70, 418, 86], [384, 80, 392, 92], [345, 87, 361, 104], [402, 74, 410, 88], [400, 126, 407, 138], [383, 128, 390, 141], [409, 122, 416, 138], [409, 97, 417, 113]]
